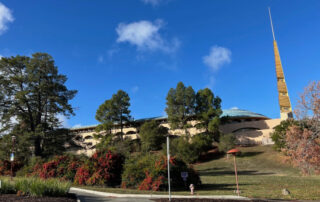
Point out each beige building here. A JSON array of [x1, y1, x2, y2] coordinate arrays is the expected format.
[[69, 108, 281, 156]]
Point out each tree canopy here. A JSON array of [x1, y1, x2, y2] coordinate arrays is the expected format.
[[0, 53, 77, 156], [165, 82, 196, 131], [165, 82, 222, 140], [195, 88, 222, 141], [95, 90, 132, 140], [139, 120, 168, 152]]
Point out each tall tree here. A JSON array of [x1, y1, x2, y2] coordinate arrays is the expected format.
[[0, 53, 77, 156], [139, 120, 168, 152], [165, 82, 196, 132], [95, 90, 132, 141], [195, 88, 222, 141]]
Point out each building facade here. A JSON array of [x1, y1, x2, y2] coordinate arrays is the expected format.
[[69, 108, 280, 156]]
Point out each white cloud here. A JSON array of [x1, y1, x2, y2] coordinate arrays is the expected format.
[[0, 55, 2, 59], [0, 2, 14, 35], [203, 46, 231, 71], [141, 0, 162, 6], [116, 20, 179, 53]]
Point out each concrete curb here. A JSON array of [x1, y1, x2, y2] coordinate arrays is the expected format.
[[69, 187, 250, 200]]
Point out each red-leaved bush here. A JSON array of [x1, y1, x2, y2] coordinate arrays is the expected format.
[[122, 154, 201, 191], [31, 155, 83, 181], [74, 150, 124, 186], [32, 150, 124, 186], [0, 160, 23, 176]]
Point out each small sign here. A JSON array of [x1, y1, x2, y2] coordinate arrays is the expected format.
[[10, 153, 14, 161], [181, 172, 188, 181]]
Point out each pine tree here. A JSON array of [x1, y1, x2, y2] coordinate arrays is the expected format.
[[0, 53, 77, 157], [95, 90, 132, 141]]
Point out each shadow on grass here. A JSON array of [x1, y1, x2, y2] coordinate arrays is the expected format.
[[238, 151, 264, 158], [195, 149, 225, 164], [199, 183, 252, 191], [198, 169, 274, 176]]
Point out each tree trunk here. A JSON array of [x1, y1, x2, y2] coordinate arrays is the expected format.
[[34, 135, 42, 156]]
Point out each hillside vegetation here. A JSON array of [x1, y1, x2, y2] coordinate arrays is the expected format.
[[194, 145, 320, 200], [80, 146, 320, 200]]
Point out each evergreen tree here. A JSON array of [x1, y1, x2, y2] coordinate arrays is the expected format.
[[195, 88, 222, 141], [139, 120, 168, 152], [0, 53, 77, 157], [165, 82, 196, 132], [95, 90, 132, 141]]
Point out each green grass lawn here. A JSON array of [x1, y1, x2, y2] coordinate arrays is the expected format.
[[194, 145, 320, 200], [78, 146, 320, 200]]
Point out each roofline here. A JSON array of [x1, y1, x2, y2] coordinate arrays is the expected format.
[[70, 109, 269, 131]]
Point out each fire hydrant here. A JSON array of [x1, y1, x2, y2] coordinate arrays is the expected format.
[[189, 184, 194, 195]]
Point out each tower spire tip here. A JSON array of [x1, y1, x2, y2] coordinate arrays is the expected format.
[[268, 7, 276, 41]]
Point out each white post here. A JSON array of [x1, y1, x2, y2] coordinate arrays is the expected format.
[[167, 136, 171, 201]]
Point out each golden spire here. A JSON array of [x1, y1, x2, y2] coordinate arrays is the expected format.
[[268, 8, 293, 120]]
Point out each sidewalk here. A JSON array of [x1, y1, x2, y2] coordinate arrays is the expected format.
[[69, 187, 250, 200]]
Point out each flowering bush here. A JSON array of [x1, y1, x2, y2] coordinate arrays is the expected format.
[[74, 166, 90, 185], [121, 154, 201, 191], [74, 150, 124, 186], [31, 154, 84, 181], [31, 151, 123, 185], [32, 150, 124, 186]]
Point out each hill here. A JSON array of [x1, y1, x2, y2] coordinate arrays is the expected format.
[[194, 145, 320, 200]]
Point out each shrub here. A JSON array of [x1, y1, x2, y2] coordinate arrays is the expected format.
[[271, 119, 298, 151], [95, 134, 139, 157], [121, 153, 201, 191], [31, 154, 85, 181], [169, 136, 198, 164], [192, 133, 213, 156], [30, 150, 123, 186], [139, 121, 167, 152], [285, 124, 320, 174], [74, 150, 124, 186], [169, 134, 213, 164], [0, 159, 23, 177], [218, 133, 236, 152], [16, 156, 43, 177]]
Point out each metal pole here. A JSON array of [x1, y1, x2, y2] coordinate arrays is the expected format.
[[233, 155, 240, 196], [268, 7, 276, 41], [11, 137, 15, 181], [167, 136, 171, 201]]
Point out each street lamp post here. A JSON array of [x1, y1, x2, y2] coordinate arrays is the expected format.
[[10, 136, 16, 181], [227, 148, 240, 196], [166, 135, 171, 202]]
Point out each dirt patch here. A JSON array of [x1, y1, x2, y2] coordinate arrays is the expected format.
[[0, 194, 77, 202]]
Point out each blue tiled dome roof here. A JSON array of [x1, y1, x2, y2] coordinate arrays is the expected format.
[[220, 108, 269, 119]]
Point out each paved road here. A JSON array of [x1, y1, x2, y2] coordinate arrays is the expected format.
[[71, 189, 154, 202]]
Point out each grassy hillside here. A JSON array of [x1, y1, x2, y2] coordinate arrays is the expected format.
[[79, 146, 320, 200], [194, 145, 320, 200]]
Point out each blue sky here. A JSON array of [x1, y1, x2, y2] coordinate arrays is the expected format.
[[0, 0, 319, 128]]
